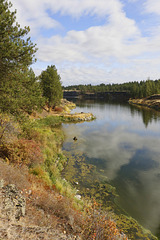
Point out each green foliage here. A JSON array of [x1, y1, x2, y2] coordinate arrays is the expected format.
[[40, 65, 63, 111], [56, 178, 77, 198], [64, 79, 160, 99], [30, 165, 52, 186], [0, 1, 45, 115], [0, 0, 37, 77], [1, 68, 45, 114], [36, 116, 63, 128]]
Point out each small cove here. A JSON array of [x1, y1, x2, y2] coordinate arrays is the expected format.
[[62, 99, 160, 239]]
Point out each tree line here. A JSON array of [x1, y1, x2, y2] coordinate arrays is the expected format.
[[0, 0, 62, 116], [64, 79, 160, 99]]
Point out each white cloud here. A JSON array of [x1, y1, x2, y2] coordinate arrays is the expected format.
[[33, 56, 160, 86], [11, 0, 160, 85], [11, 0, 123, 30], [144, 0, 160, 15], [36, 16, 143, 64]]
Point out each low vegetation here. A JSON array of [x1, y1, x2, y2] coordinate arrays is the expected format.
[[0, 112, 128, 239]]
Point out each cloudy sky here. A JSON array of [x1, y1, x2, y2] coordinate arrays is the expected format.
[[11, 0, 160, 86]]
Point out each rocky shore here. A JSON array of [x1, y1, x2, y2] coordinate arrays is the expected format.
[[32, 99, 95, 122], [129, 94, 160, 110]]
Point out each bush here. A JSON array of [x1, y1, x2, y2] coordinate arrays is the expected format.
[[82, 201, 128, 240], [0, 114, 20, 144], [54, 106, 63, 112], [0, 139, 43, 167], [30, 165, 52, 186], [0, 159, 30, 190]]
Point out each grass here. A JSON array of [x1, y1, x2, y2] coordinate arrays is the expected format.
[[0, 112, 130, 240]]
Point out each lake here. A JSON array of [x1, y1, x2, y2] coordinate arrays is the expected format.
[[62, 99, 160, 238]]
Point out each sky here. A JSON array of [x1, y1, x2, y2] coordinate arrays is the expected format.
[[11, 0, 160, 86]]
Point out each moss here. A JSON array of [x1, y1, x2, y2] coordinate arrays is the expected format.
[[114, 215, 157, 240]]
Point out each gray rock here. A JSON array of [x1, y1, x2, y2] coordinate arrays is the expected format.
[[75, 195, 81, 200], [2, 183, 26, 221]]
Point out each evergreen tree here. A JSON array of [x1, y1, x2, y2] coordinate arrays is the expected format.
[[0, 0, 43, 114], [0, 68, 44, 114], [40, 65, 63, 111], [0, 0, 37, 78]]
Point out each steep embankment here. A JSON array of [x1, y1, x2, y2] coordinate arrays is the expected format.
[[129, 94, 160, 110], [0, 100, 128, 240]]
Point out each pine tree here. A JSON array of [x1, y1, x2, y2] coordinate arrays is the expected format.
[[0, 0, 43, 114], [0, 0, 37, 78], [0, 68, 44, 114], [40, 65, 63, 111]]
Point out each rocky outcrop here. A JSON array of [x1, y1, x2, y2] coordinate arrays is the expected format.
[[0, 180, 81, 240], [0, 181, 26, 222], [62, 112, 95, 122], [0, 225, 80, 240]]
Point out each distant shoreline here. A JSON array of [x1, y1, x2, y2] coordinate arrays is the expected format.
[[129, 94, 160, 111]]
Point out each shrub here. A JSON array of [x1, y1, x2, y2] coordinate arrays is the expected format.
[[30, 165, 52, 186], [0, 114, 20, 144], [0, 139, 43, 166], [82, 201, 128, 240], [54, 106, 63, 112], [0, 159, 30, 190]]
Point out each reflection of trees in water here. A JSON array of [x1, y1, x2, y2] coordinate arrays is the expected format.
[[129, 104, 160, 128], [73, 99, 129, 111], [71, 98, 160, 128]]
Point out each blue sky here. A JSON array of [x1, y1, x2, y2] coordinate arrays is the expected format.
[[11, 0, 160, 86]]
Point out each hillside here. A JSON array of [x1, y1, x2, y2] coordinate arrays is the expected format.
[[0, 101, 128, 240]]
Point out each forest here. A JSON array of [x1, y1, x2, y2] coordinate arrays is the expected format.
[[63, 79, 160, 98]]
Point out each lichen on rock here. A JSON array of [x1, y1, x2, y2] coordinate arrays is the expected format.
[[1, 182, 26, 221]]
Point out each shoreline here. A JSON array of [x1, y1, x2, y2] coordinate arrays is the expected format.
[[0, 99, 158, 240], [61, 99, 158, 240], [31, 99, 96, 122], [129, 94, 160, 111]]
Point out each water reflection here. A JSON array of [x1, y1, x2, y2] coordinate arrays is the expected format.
[[62, 100, 160, 236], [129, 104, 160, 128]]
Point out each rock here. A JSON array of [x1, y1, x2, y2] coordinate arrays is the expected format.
[[0, 181, 82, 239], [75, 195, 81, 200], [1, 183, 26, 221]]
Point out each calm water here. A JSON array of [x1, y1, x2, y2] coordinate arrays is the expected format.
[[62, 100, 160, 237]]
